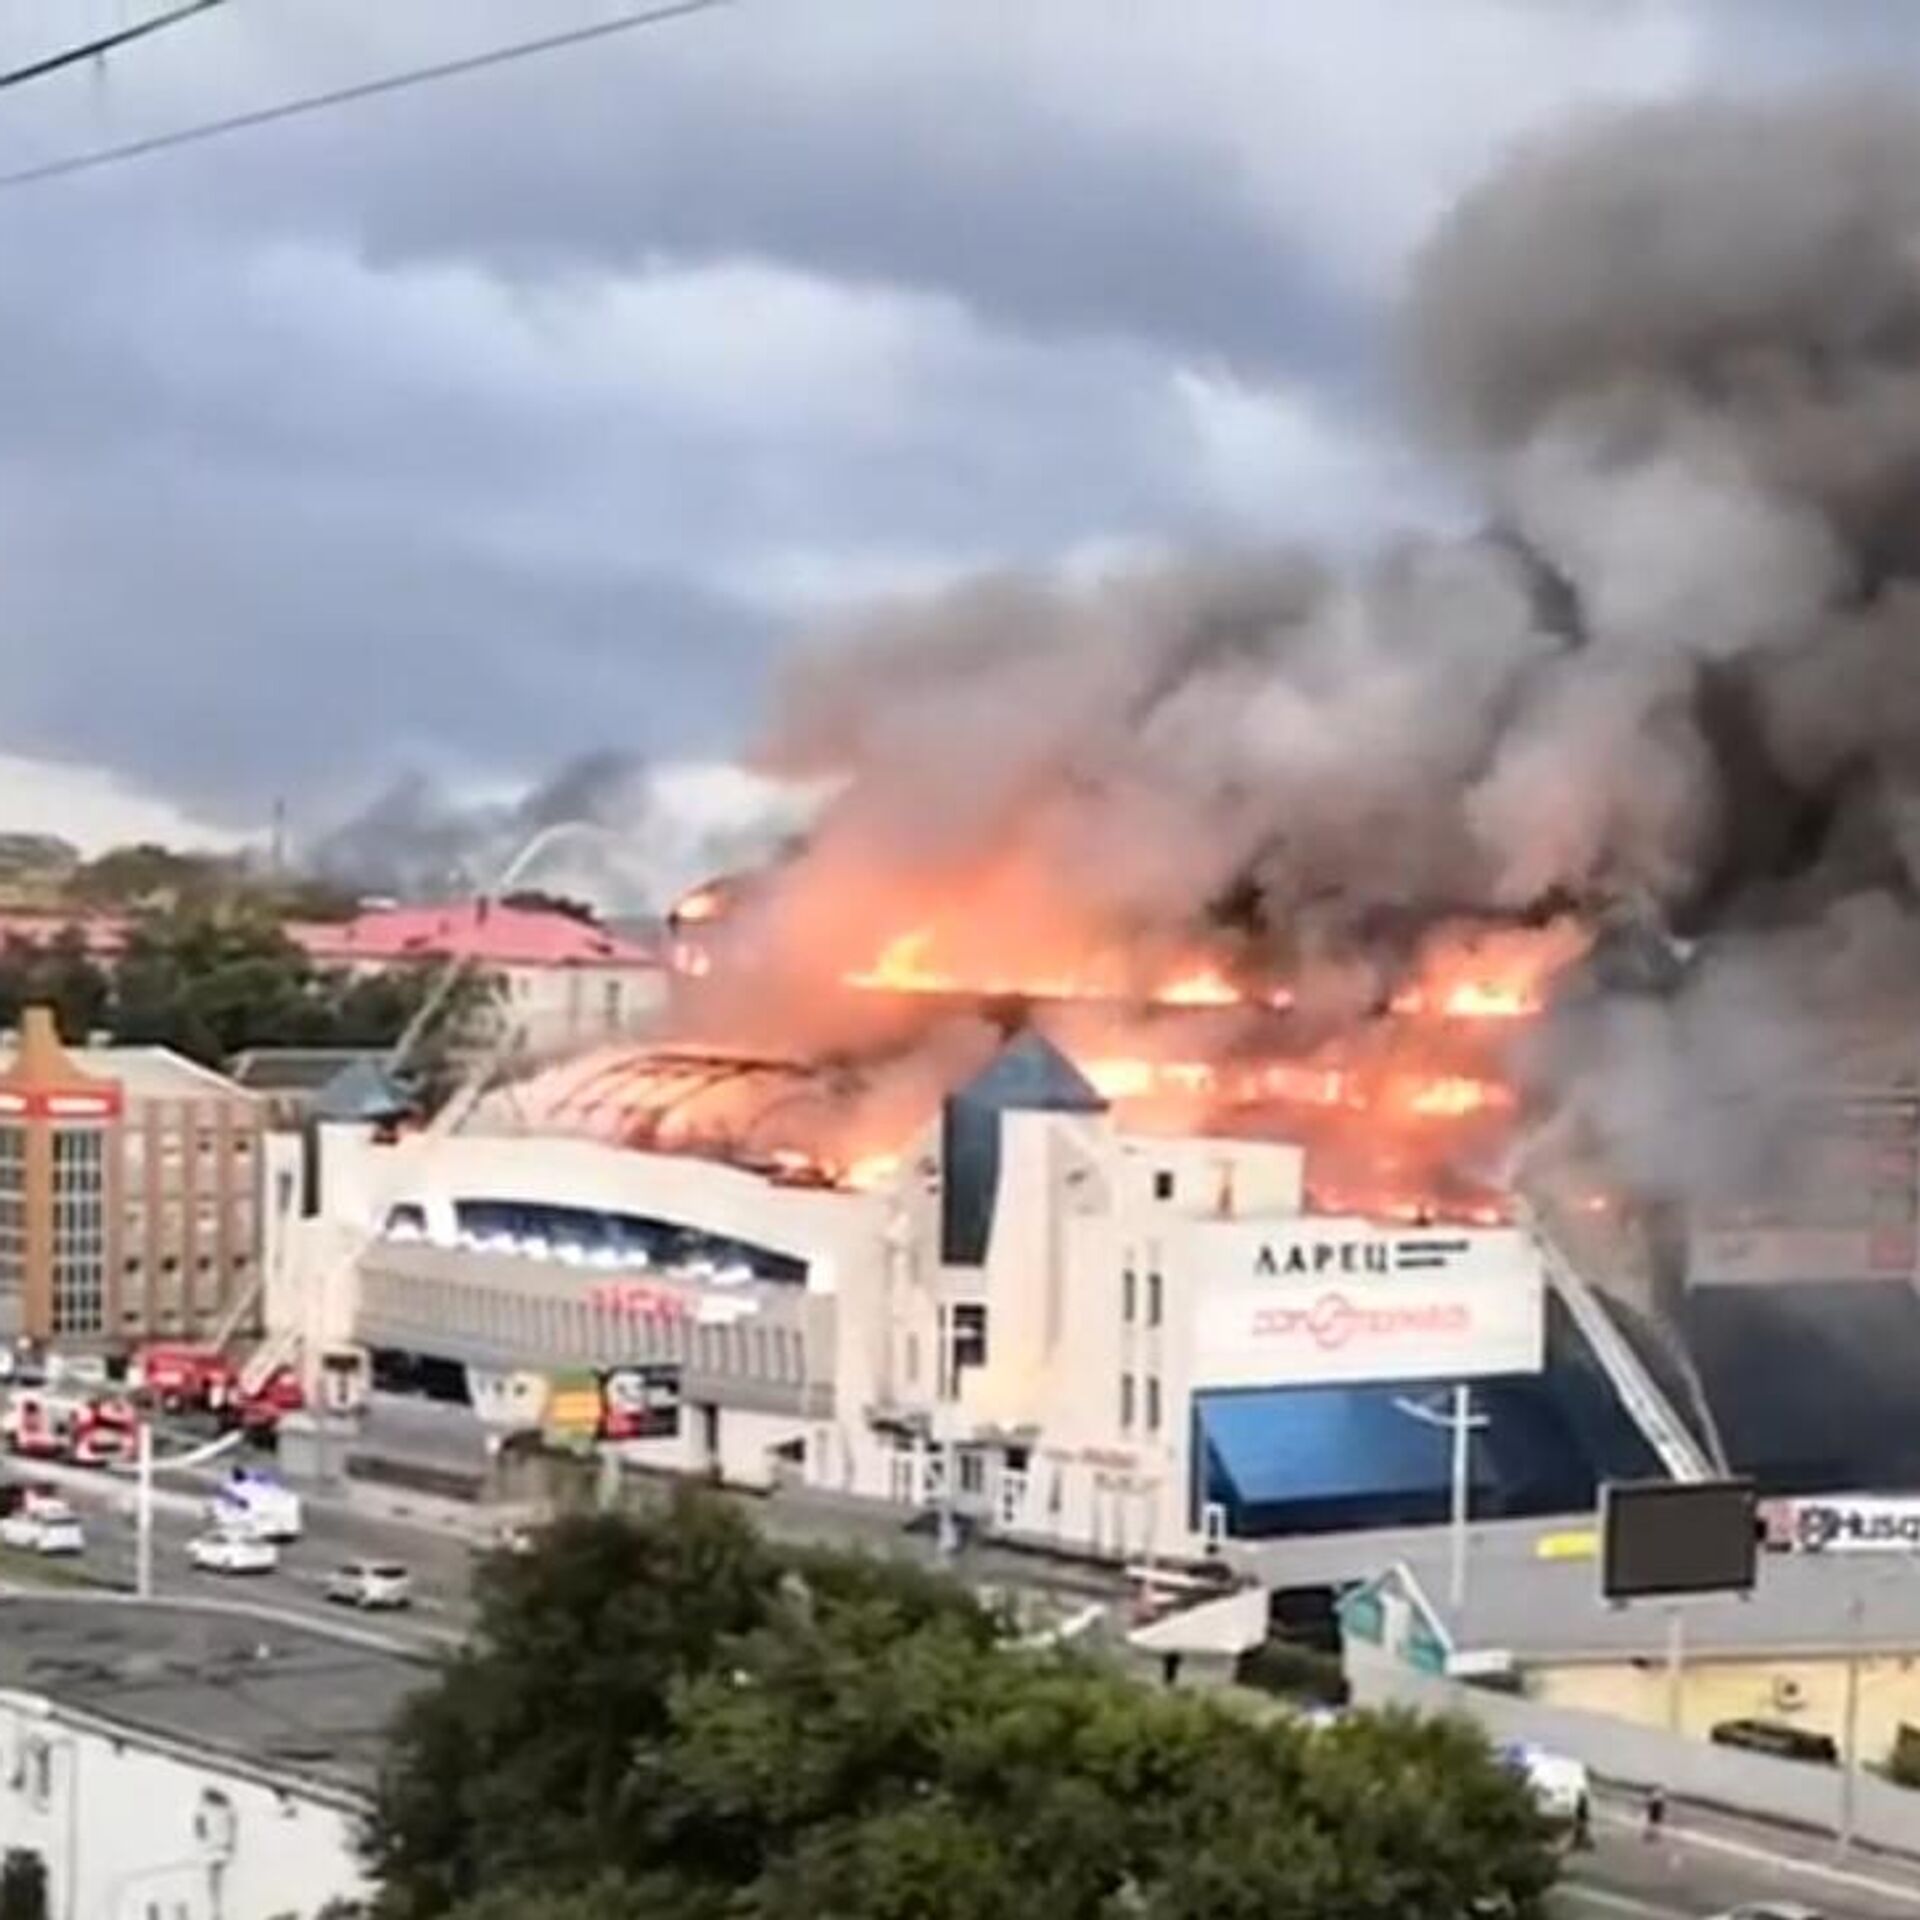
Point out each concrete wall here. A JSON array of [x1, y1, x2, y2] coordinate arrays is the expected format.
[[1535, 1651, 1920, 1771], [1349, 1661, 1920, 1855], [0, 1690, 369, 1920]]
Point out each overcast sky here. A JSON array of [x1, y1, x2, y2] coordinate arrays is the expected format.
[[0, 0, 1901, 851]]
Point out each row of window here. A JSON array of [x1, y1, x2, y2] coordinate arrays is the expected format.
[[1118, 1371, 1163, 1435]]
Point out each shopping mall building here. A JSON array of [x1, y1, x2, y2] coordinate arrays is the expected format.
[[292, 1032, 1664, 1559]]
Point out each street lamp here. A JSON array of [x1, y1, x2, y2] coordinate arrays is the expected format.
[[1393, 1384, 1489, 1613], [109, 1419, 243, 1600]]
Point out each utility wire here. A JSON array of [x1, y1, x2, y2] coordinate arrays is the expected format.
[[0, 0, 230, 95], [0, 0, 734, 192]]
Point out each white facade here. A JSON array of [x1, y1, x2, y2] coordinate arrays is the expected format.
[[291, 1081, 1548, 1560], [0, 1691, 368, 1920], [826, 1107, 1545, 1560]]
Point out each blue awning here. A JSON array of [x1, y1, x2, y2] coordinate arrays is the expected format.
[[1197, 1382, 1472, 1511], [1194, 1370, 1626, 1538]]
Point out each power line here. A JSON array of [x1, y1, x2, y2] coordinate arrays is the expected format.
[[0, 0, 734, 192], [0, 0, 230, 96]]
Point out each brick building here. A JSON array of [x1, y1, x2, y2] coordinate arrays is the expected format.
[[0, 1007, 273, 1346]]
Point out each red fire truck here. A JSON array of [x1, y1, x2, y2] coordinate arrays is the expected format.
[[129, 1343, 238, 1414], [2, 1390, 137, 1464]]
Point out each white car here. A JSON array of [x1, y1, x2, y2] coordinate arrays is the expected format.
[[326, 1561, 412, 1610], [1498, 1741, 1590, 1822], [187, 1531, 279, 1575], [0, 1501, 84, 1556]]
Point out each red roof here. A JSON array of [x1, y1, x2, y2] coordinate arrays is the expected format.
[[291, 902, 658, 971]]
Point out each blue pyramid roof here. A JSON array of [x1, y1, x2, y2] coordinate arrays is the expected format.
[[313, 1056, 416, 1123], [951, 1029, 1106, 1115]]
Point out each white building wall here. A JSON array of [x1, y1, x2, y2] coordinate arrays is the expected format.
[[0, 1692, 369, 1920]]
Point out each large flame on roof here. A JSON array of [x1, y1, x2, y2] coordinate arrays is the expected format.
[[502, 878, 1591, 1226]]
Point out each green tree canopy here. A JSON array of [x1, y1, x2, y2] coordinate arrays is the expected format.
[[367, 1495, 1558, 1920]]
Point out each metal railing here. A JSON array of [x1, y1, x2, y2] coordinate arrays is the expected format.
[[1521, 1201, 1714, 1483]]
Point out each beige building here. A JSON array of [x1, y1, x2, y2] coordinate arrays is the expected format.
[[0, 1007, 276, 1346], [1341, 1547, 1920, 1775]]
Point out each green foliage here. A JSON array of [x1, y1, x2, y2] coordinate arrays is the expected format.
[[0, 909, 497, 1066], [1889, 1721, 1920, 1788], [368, 1495, 1559, 1920], [0, 1849, 47, 1920]]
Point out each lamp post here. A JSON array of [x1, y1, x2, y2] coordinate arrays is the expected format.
[[1394, 1384, 1489, 1613]]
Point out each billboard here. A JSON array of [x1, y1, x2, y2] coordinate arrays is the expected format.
[[1600, 1478, 1758, 1601], [1765, 1494, 1920, 1554], [601, 1364, 682, 1442], [1189, 1223, 1544, 1389]]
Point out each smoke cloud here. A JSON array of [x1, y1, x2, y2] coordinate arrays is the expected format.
[[710, 87, 1920, 1210], [309, 752, 814, 919]]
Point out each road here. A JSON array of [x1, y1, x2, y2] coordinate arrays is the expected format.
[[3, 1450, 473, 1653], [1553, 1796, 1920, 1917]]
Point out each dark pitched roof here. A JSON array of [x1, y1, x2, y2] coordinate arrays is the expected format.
[[950, 1029, 1107, 1115]]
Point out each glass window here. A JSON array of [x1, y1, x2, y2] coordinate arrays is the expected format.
[[951, 1303, 988, 1371], [1147, 1271, 1163, 1328], [1145, 1376, 1161, 1433], [1119, 1372, 1135, 1431], [1153, 1169, 1175, 1202], [1122, 1267, 1136, 1322]]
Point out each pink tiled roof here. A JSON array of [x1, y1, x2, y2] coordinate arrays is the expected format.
[[290, 901, 659, 971], [0, 912, 130, 955]]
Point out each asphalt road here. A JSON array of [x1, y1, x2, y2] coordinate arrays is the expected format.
[[2, 1451, 473, 1653], [1553, 1797, 1920, 1918]]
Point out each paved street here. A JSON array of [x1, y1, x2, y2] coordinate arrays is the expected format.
[[2, 1451, 473, 1653], [1553, 1796, 1920, 1917]]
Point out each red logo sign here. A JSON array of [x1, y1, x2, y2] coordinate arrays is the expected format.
[[587, 1282, 689, 1321], [1248, 1292, 1472, 1351]]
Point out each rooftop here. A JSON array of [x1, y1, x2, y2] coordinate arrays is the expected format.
[[1375, 1540, 1920, 1666], [294, 901, 658, 971], [0, 1595, 431, 1800]]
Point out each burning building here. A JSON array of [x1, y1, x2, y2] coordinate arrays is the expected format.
[[330, 86, 1920, 1518]]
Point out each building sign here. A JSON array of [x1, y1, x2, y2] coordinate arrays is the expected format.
[[1766, 1495, 1920, 1554], [1191, 1223, 1544, 1389], [601, 1365, 682, 1442]]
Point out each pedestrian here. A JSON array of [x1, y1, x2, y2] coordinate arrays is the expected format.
[[1643, 1784, 1665, 1843], [1572, 1792, 1593, 1852]]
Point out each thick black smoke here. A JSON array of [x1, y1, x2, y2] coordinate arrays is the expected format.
[[750, 88, 1920, 1209]]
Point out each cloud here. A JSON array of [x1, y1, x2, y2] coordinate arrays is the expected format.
[[0, 0, 1900, 830]]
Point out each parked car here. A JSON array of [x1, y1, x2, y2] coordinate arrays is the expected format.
[[325, 1561, 412, 1610], [0, 1496, 84, 1556], [1708, 1719, 1838, 1766], [186, 1531, 279, 1575]]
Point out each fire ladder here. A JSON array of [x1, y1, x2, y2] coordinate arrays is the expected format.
[[1521, 1201, 1716, 1484]]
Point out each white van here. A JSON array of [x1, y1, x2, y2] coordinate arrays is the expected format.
[[1499, 1742, 1591, 1822]]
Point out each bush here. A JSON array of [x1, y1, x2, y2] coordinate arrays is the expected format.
[[1888, 1722, 1920, 1789], [1234, 1635, 1351, 1705]]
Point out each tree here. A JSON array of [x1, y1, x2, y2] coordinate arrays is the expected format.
[[0, 1849, 47, 1920], [369, 1496, 1558, 1920]]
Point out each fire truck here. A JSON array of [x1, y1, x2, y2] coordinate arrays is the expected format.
[[129, 1343, 237, 1414], [2, 1390, 136, 1464]]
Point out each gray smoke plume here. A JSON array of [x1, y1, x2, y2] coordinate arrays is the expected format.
[[310, 750, 808, 919], [733, 87, 1920, 1212]]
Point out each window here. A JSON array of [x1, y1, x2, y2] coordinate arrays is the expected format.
[[957, 1448, 985, 1496], [951, 1303, 988, 1371], [1119, 1372, 1135, 1431], [1145, 1375, 1162, 1433], [1153, 1169, 1175, 1202], [49, 1126, 106, 1334], [1122, 1267, 1136, 1323], [1146, 1271, 1162, 1328]]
